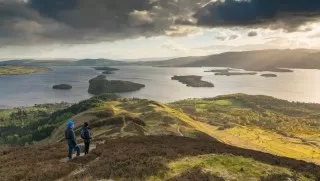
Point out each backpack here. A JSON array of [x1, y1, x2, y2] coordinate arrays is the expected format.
[[81, 128, 86, 139]]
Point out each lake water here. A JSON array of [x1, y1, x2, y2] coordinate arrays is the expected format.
[[0, 66, 319, 108]]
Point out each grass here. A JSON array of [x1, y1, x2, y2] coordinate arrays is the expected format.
[[0, 65, 50, 75], [0, 143, 78, 181], [1, 94, 320, 180], [64, 136, 320, 181], [160, 154, 304, 181], [170, 94, 320, 164]]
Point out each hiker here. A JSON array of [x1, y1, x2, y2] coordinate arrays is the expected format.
[[81, 122, 92, 155], [65, 120, 80, 159]]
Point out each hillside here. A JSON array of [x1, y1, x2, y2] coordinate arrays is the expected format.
[[0, 65, 51, 75], [170, 94, 320, 164], [0, 59, 125, 67], [142, 49, 320, 70], [1, 94, 320, 180]]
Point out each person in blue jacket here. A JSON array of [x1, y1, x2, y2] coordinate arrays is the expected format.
[[65, 120, 80, 159]]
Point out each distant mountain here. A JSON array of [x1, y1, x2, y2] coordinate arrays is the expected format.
[[0, 58, 126, 66], [140, 49, 320, 70]]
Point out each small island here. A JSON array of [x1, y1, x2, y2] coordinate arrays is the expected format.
[[52, 84, 72, 90], [102, 70, 115, 75], [205, 68, 257, 76], [93, 66, 119, 71], [171, 75, 214, 87], [0, 65, 51, 76], [215, 72, 257, 76], [88, 75, 145, 95], [249, 67, 294, 73], [204, 68, 236, 73], [261, 74, 278, 78], [93, 66, 119, 75]]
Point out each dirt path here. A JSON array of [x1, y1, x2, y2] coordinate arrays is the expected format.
[[177, 126, 183, 136], [57, 141, 106, 181]]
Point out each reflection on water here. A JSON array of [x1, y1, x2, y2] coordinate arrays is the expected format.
[[0, 66, 319, 108]]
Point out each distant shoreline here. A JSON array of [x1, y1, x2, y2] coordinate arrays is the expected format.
[[0, 65, 51, 76]]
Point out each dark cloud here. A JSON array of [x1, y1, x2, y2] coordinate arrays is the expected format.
[[1, 0, 320, 47], [248, 31, 258, 37], [195, 0, 320, 30], [0, 0, 211, 46]]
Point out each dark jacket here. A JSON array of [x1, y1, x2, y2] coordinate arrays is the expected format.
[[82, 126, 91, 140], [65, 127, 77, 145]]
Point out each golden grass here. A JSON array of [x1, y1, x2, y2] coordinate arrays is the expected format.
[[0, 65, 50, 75], [151, 103, 320, 165]]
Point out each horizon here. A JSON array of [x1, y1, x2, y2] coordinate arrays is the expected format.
[[1, 48, 319, 62], [1, 0, 320, 60]]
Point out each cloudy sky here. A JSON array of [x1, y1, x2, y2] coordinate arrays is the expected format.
[[1, 0, 320, 60]]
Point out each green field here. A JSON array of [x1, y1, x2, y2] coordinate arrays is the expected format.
[[0, 65, 50, 75]]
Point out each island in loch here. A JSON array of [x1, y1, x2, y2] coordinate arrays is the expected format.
[[52, 84, 73, 90], [88, 75, 145, 95], [171, 75, 214, 87]]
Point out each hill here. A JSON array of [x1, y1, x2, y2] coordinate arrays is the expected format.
[[170, 94, 320, 164], [141, 49, 320, 70], [0, 59, 125, 67], [1, 94, 320, 180], [0, 65, 51, 75]]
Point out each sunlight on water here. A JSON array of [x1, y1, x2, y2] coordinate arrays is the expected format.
[[0, 66, 319, 108]]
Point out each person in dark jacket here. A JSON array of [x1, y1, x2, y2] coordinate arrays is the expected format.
[[65, 120, 80, 160], [81, 122, 91, 155]]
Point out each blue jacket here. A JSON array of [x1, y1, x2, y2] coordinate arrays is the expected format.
[[65, 127, 76, 145]]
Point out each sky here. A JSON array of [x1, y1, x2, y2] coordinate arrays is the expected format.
[[1, 0, 320, 60]]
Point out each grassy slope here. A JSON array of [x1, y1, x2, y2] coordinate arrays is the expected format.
[[170, 94, 320, 164], [1, 94, 320, 180], [48, 98, 207, 143], [0, 65, 50, 75]]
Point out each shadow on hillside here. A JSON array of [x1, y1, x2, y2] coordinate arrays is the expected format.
[[70, 135, 320, 180]]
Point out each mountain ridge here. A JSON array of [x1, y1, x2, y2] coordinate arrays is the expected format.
[[1, 49, 320, 70]]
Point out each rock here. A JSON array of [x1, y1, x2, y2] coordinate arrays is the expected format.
[[52, 84, 72, 90], [88, 75, 145, 95]]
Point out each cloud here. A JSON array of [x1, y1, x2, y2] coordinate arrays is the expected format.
[[229, 34, 238, 40], [0, 0, 211, 46], [2, 0, 320, 47], [248, 31, 258, 37], [195, 0, 320, 30]]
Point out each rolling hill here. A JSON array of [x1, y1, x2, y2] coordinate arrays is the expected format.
[[0, 94, 320, 181], [141, 49, 320, 70], [0, 59, 125, 67]]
